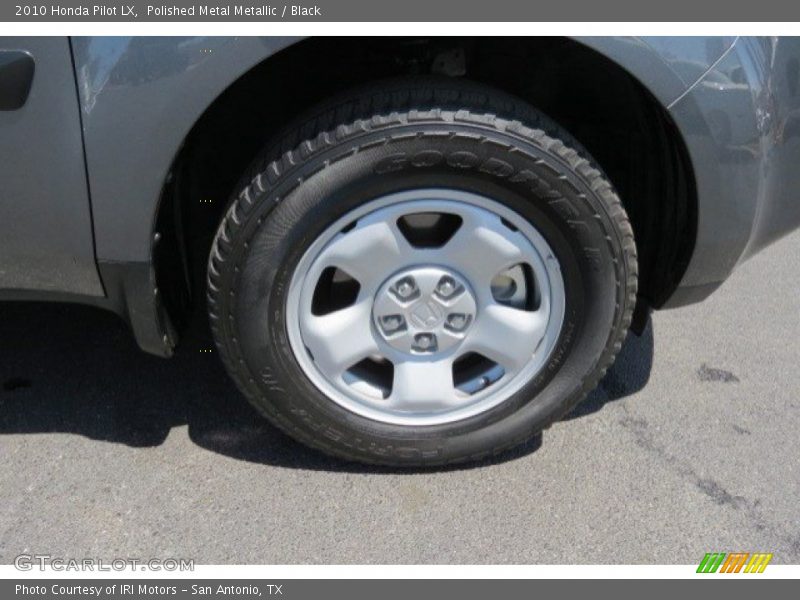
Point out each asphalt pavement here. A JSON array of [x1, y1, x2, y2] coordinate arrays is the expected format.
[[1, 232, 799, 564]]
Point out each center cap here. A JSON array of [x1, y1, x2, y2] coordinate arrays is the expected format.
[[372, 266, 477, 355]]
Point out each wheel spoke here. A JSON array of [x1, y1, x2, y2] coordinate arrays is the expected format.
[[388, 359, 457, 411], [464, 304, 547, 372], [445, 211, 527, 293], [301, 299, 380, 377], [316, 218, 411, 291]]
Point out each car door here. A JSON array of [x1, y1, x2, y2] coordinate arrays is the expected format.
[[0, 37, 103, 298]]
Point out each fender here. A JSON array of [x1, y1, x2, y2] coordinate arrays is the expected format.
[[72, 36, 301, 355]]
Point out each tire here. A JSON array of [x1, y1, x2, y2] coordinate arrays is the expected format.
[[207, 78, 637, 467]]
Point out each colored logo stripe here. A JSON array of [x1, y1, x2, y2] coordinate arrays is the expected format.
[[697, 552, 773, 573], [744, 553, 773, 573], [719, 553, 749, 573], [697, 553, 726, 573]]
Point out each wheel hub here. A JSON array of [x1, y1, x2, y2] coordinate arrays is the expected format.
[[372, 266, 477, 355]]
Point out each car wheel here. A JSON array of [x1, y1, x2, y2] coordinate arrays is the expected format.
[[207, 78, 637, 466]]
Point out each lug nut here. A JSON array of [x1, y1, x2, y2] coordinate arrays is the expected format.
[[446, 313, 469, 331], [395, 277, 417, 299], [380, 314, 405, 333], [437, 276, 458, 298], [413, 333, 437, 352]]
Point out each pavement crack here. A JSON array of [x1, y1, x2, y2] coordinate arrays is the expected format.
[[616, 403, 798, 558], [695, 478, 748, 509], [697, 363, 740, 383]]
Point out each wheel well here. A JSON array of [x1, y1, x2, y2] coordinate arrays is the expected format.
[[155, 37, 696, 333]]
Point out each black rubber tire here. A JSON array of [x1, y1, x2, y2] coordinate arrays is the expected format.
[[207, 78, 637, 467]]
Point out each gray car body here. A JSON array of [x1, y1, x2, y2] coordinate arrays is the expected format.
[[1, 36, 799, 356]]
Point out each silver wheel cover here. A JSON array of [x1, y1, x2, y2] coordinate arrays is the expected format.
[[285, 189, 565, 426]]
